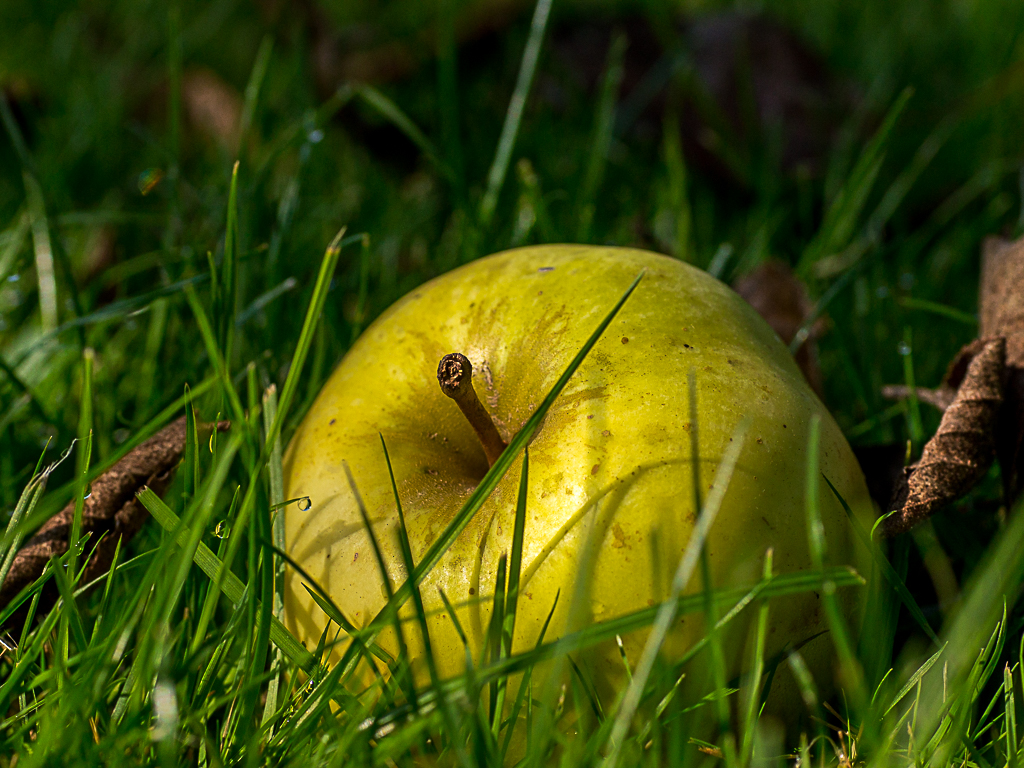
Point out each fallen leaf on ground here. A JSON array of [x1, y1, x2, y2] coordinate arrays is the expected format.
[[881, 234, 1024, 535], [0, 417, 229, 623]]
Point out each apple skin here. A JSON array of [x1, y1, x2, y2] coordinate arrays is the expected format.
[[283, 245, 873, 711]]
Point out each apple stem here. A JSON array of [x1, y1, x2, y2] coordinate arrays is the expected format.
[[437, 353, 507, 466]]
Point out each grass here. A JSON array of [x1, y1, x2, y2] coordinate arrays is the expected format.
[[1, 0, 1024, 764]]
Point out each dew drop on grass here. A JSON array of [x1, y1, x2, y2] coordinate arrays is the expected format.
[[897, 341, 911, 356], [297, 496, 312, 511]]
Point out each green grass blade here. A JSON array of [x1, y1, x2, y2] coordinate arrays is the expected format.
[[576, 32, 627, 242], [393, 270, 642, 619], [67, 348, 93, 580], [138, 488, 314, 671], [478, 0, 553, 227], [355, 85, 452, 183], [261, 383, 286, 729], [1006, 663, 1018, 768], [604, 415, 750, 768], [805, 415, 867, 716], [239, 35, 273, 146], [800, 87, 913, 271], [740, 549, 773, 765], [824, 474, 939, 646]]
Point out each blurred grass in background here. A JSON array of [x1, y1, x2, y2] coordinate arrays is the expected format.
[[2, 0, 1024, 763]]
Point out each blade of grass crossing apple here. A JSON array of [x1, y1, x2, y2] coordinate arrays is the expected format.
[[487, 554, 507, 729], [805, 415, 867, 716], [261, 384, 285, 729], [478, 0, 553, 227], [343, 460, 418, 709], [361, 272, 640, 757], [689, 371, 736, 767], [500, 592, 559, 762], [604, 415, 749, 768], [825, 474, 936, 645], [494, 448, 529, 743], [740, 549, 773, 765], [381, 271, 643, 635], [338, 274, 642, 677], [138, 488, 314, 671], [381, 434, 464, 761], [375, 566, 860, 731], [576, 32, 627, 242]]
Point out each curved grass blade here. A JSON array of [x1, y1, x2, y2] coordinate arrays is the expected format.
[[381, 270, 644, 631], [478, 0, 553, 227], [603, 415, 750, 768], [138, 488, 313, 671], [824, 473, 939, 647]]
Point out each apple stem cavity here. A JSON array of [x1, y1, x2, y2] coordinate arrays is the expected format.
[[437, 353, 507, 466]]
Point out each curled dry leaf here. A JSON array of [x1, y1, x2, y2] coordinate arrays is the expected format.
[[881, 234, 1024, 535], [883, 338, 1005, 537], [733, 259, 823, 395], [981, 236, 1024, 503], [0, 417, 229, 622]]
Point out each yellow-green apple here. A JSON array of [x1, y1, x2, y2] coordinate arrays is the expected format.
[[282, 245, 873, 715]]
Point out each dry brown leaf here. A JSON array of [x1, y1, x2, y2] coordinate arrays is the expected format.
[[880, 233, 1024, 536], [733, 259, 823, 395], [883, 338, 1005, 537], [0, 417, 228, 621], [981, 236, 1024, 503]]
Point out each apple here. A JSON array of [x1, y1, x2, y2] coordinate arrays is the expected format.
[[282, 245, 873, 719]]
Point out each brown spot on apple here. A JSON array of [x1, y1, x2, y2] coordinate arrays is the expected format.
[[621, 337, 629, 344], [591, 464, 600, 475]]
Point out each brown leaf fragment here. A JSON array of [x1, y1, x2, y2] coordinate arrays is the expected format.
[[0, 417, 229, 622], [883, 338, 1005, 537], [981, 237, 1024, 504], [733, 259, 823, 395]]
